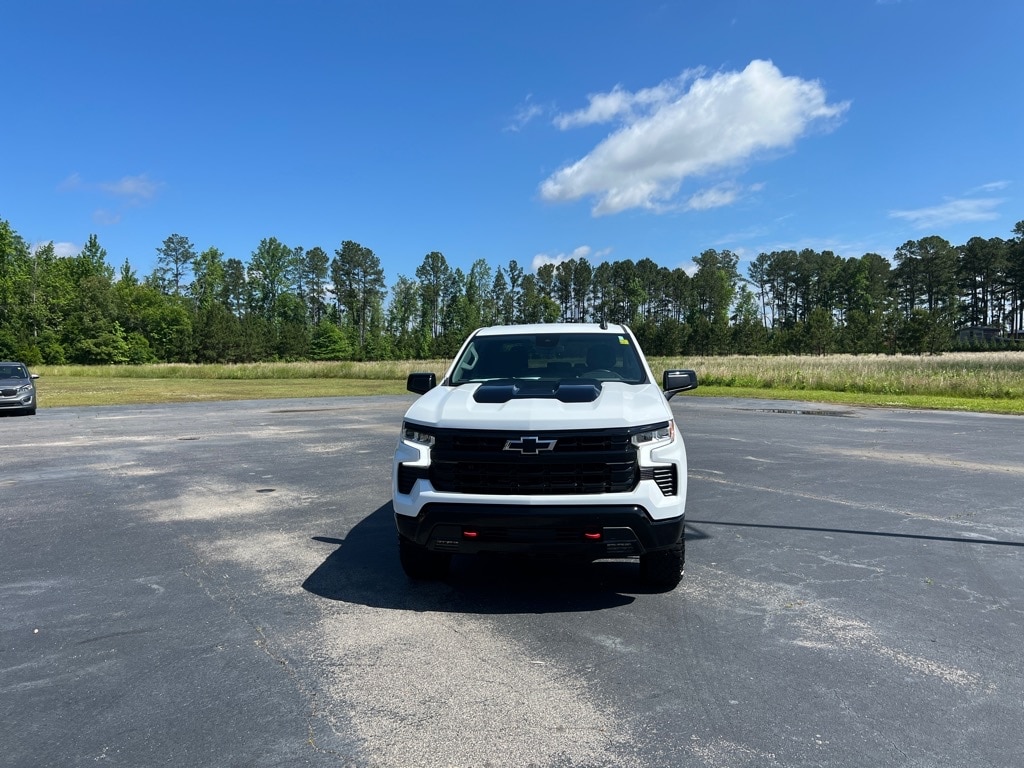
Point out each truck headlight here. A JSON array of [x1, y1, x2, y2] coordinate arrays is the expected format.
[[402, 422, 436, 447], [631, 421, 674, 446]]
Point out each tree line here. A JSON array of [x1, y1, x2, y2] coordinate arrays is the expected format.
[[2, 216, 1023, 366]]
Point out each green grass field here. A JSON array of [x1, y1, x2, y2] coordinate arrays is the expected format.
[[29, 352, 1024, 415]]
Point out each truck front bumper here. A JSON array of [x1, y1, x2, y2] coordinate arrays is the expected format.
[[394, 502, 684, 558]]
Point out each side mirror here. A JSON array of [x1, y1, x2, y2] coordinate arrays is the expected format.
[[406, 372, 437, 395], [663, 369, 698, 399], [31, 374, 40, 380]]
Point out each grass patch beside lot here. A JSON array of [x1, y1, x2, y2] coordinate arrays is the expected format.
[[666, 352, 1024, 400], [33, 361, 447, 406], [661, 352, 1024, 415], [28, 352, 1024, 415], [33, 375, 411, 407], [687, 385, 1024, 415]]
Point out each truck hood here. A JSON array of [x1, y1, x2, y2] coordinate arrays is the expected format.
[[403, 381, 673, 431]]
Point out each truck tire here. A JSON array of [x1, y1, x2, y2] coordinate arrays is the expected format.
[[398, 536, 450, 580], [639, 539, 684, 589]]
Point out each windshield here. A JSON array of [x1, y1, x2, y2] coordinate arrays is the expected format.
[[0, 365, 28, 379], [449, 332, 647, 385]]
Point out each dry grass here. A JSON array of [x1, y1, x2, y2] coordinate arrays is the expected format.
[[39, 360, 449, 381], [31, 352, 1024, 413], [654, 352, 1024, 400]]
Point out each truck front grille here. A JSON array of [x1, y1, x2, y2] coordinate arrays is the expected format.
[[428, 428, 639, 495]]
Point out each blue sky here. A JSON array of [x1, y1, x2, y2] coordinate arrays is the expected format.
[[3, 0, 1022, 289]]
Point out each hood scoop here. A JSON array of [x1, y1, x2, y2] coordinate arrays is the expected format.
[[473, 380, 601, 404]]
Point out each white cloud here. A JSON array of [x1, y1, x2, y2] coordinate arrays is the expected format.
[[506, 95, 546, 132], [685, 181, 765, 212], [677, 260, 699, 277], [58, 172, 163, 205], [889, 197, 1003, 229], [56, 172, 162, 230], [553, 76, 686, 130], [531, 245, 594, 272], [685, 182, 742, 211], [98, 173, 162, 202], [32, 241, 80, 258], [93, 209, 122, 226], [968, 180, 1010, 194], [540, 60, 849, 216], [554, 87, 634, 129], [58, 172, 84, 192]]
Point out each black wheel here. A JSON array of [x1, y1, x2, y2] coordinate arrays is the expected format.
[[398, 536, 450, 580], [639, 539, 684, 589]]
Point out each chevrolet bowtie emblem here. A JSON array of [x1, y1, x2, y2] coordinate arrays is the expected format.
[[503, 436, 557, 454]]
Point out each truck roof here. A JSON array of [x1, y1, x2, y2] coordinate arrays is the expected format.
[[471, 322, 629, 337]]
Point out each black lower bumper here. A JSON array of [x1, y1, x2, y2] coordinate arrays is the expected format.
[[394, 502, 684, 558]]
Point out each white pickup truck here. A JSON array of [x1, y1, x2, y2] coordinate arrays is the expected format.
[[392, 322, 698, 588]]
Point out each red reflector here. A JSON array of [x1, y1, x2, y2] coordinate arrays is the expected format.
[[463, 530, 479, 539], [583, 531, 602, 541]]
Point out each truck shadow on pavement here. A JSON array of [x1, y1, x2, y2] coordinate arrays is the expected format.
[[302, 503, 708, 614]]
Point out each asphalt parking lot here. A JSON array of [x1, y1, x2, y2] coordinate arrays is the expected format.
[[2, 396, 1022, 767]]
